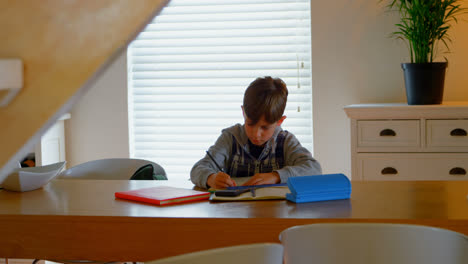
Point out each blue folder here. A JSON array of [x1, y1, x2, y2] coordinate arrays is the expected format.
[[286, 173, 351, 203]]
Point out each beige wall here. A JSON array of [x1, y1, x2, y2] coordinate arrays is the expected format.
[[66, 0, 468, 176]]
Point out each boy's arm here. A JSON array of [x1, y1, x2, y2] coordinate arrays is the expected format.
[[190, 132, 233, 188], [275, 133, 322, 183]]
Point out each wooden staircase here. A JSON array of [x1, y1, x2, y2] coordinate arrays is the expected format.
[[0, 0, 169, 182]]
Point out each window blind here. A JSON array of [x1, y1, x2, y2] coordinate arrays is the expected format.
[[128, 0, 313, 180]]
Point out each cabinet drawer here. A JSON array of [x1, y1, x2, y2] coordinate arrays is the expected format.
[[357, 153, 468, 181], [358, 154, 418, 180], [357, 120, 420, 148], [427, 119, 468, 147]]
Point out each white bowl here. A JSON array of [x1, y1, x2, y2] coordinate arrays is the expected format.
[[1, 161, 66, 192]]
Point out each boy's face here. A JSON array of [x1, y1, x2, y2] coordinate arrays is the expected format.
[[242, 106, 286, 146]]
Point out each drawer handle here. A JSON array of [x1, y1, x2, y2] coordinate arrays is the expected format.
[[381, 167, 398, 175], [450, 128, 467, 137], [449, 167, 466, 175], [380, 129, 396, 137]]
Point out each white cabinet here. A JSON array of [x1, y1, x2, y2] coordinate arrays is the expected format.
[[344, 103, 468, 181]]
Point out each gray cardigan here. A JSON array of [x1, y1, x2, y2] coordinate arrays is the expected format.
[[190, 124, 322, 188]]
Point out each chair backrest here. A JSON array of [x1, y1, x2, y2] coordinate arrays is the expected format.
[[57, 158, 167, 180], [146, 243, 283, 264], [279, 223, 468, 264]]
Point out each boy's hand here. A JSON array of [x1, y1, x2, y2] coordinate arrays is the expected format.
[[242, 172, 280, 186], [207, 172, 237, 189]]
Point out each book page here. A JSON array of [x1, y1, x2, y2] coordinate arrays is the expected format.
[[210, 186, 289, 201]]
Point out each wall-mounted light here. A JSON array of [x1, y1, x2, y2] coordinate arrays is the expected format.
[[0, 59, 23, 107]]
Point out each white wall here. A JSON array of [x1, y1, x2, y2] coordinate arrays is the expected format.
[[66, 0, 468, 176], [310, 0, 468, 176], [65, 52, 129, 167]]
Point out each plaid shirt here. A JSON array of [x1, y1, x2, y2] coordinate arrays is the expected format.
[[227, 133, 285, 177], [190, 124, 322, 188]]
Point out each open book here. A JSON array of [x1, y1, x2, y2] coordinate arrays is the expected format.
[[210, 186, 289, 201], [210, 176, 289, 201]]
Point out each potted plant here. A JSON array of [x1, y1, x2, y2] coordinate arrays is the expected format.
[[385, 0, 467, 105]]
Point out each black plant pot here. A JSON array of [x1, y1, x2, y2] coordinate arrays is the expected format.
[[401, 62, 447, 105]]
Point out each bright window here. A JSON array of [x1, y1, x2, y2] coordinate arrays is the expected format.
[[128, 0, 313, 180]]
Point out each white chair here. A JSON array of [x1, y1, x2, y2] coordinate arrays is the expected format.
[[57, 158, 167, 180], [146, 243, 283, 264], [279, 223, 468, 264]]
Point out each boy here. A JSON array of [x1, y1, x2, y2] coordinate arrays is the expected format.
[[190, 76, 322, 189]]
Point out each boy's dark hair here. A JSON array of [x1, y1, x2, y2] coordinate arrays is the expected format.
[[243, 76, 288, 124]]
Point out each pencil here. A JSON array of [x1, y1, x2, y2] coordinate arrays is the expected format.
[[250, 188, 256, 197], [206, 150, 225, 172]]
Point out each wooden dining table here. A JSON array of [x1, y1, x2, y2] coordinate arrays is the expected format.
[[0, 179, 467, 262]]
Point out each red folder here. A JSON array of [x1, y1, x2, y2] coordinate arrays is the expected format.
[[115, 186, 210, 206]]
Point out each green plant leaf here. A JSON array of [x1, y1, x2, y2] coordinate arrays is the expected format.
[[382, 0, 468, 63]]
